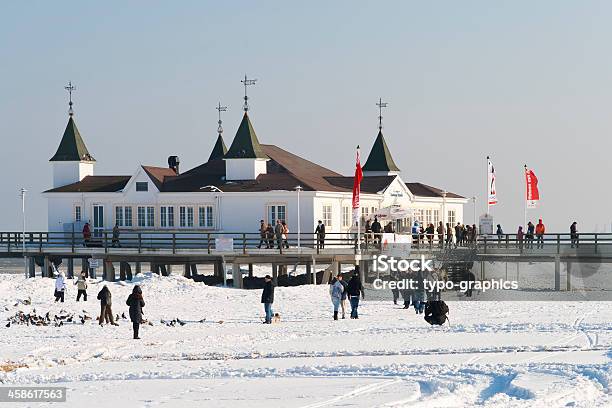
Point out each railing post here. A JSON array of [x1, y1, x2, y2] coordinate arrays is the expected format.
[[316, 233, 320, 254], [484, 236, 487, 254], [39, 233, 42, 252], [71, 225, 75, 253], [594, 233, 598, 253], [207, 233, 211, 254], [172, 233, 176, 254], [138, 233, 142, 254], [557, 234, 560, 254], [505, 234, 509, 249], [103, 232, 108, 253], [243, 233, 247, 254]]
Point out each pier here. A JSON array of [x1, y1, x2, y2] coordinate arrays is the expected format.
[[1, 231, 611, 291]]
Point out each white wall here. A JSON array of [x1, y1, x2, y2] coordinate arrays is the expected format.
[[52, 161, 94, 188], [225, 158, 268, 181]]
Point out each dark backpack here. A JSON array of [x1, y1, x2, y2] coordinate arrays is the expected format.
[[425, 301, 449, 326]]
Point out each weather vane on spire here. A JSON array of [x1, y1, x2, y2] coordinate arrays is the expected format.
[[216, 102, 228, 135], [376, 97, 388, 131], [65, 81, 76, 116], [241, 75, 257, 112]]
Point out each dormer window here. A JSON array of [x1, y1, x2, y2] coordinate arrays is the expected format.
[[136, 182, 148, 192]]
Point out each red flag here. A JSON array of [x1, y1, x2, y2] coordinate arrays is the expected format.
[[352, 146, 363, 223], [525, 166, 540, 208]]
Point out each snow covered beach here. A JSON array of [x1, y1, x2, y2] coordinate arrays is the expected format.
[[0, 273, 610, 407]]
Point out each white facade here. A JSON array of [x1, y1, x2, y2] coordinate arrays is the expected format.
[[52, 161, 94, 188], [46, 166, 466, 235]]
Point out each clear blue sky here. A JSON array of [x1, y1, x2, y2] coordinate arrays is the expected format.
[[1, 1, 611, 232]]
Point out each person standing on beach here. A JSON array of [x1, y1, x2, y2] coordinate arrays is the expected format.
[[75, 271, 88, 301], [347, 271, 365, 319], [97, 285, 118, 326], [329, 275, 344, 320], [261, 275, 275, 324], [54, 271, 66, 302], [126, 285, 145, 339]]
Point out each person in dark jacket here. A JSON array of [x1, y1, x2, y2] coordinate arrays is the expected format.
[[261, 275, 275, 324], [371, 217, 382, 246], [257, 220, 267, 249], [346, 272, 365, 319], [97, 285, 118, 326], [315, 220, 326, 249], [126, 285, 145, 339], [424, 300, 449, 326]]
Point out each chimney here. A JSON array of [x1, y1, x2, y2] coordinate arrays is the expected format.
[[168, 155, 180, 175]]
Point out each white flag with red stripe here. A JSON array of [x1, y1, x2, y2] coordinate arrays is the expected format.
[[487, 156, 498, 206]]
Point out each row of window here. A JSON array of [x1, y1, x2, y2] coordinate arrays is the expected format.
[[75, 205, 215, 229]]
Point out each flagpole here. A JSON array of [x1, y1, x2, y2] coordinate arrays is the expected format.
[[356, 146, 361, 255]]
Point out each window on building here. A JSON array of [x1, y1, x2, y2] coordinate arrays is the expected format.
[[146, 206, 155, 227], [179, 206, 194, 228], [136, 182, 148, 192], [137, 206, 146, 227], [160, 206, 174, 228], [115, 206, 124, 227], [433, 209, 440, 225], [322, 205, 332, 228], [125, 206, 132, 227], [75, 206, 82, 223], [199, 206, 214, 228], [267, 205, 286, 225], [448, 210, 456, 226], [342, 206, 351, 228], [413, 209, 423, 225]]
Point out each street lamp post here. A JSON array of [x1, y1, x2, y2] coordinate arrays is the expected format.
[[200, 185, 223, 230], [472, 196, 477, 226], [295, 186, 302, 252], [20, 188, 27, 278]]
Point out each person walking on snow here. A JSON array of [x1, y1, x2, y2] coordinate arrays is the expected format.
[[413, 270, 426, 314], [347, 271, 365, 319], [535, 219, 545, 249], [75, 271, 88, 301], [54, 271, 66, 302], [126, 285, 145, 339], [329, 275, 344, 320], [261, 275, 275, 324], [97, 285, 118, 326]]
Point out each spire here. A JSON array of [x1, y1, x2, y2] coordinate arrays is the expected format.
[[362, 130, 399, 172], [209, 135, 228, 161], [50, 116, 95, 162], [224, 113, 268, 159], [376, 97, 388, 131], [209, 102, 228, 161]]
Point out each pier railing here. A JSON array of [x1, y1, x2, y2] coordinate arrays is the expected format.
[[1, 231, 612, 256]]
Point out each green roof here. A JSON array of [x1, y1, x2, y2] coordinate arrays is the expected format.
[[224, 113, 268, 159], [208, 134, 228, 161], [362, 130, 399, 172], [49, 116, 95, 162]]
